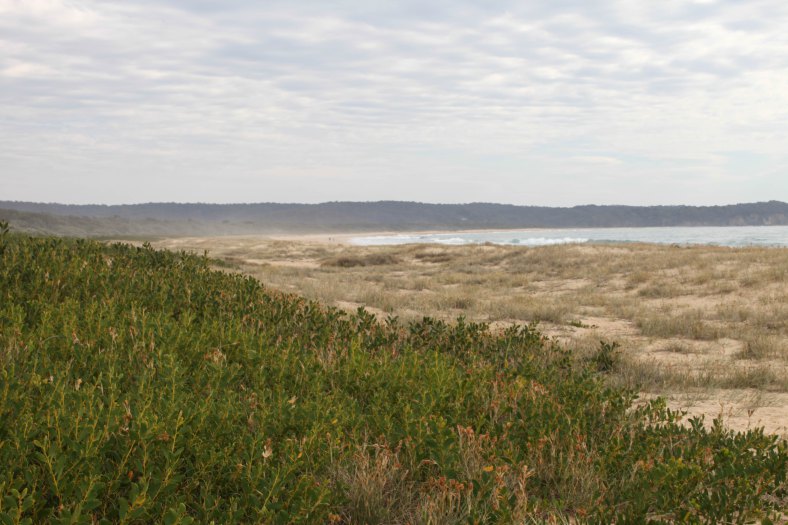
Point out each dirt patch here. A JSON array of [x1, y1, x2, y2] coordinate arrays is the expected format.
[[334, 300, 388, 319], [643, 390, 788, 437]]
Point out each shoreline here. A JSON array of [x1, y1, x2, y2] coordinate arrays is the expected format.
[[265, 227, 549, 245], [151, 223, 788, 249], [267, 225, 788, 248]]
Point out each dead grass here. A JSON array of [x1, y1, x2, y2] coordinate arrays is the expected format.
[[332, 431, 537, 524], [153, 236, 788, 436], [322, 253, 401, 268]]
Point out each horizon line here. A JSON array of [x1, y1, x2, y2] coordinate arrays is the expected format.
[[2, 199, 787, 208]]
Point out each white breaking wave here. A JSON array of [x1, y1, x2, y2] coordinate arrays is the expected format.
[[506, 237, 589, 246], [434, 237, 469, 245], [350, 226, 788, 248], [351, 234, 589, 247]]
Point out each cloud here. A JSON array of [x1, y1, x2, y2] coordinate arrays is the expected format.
[[1, 0, 787, 205]]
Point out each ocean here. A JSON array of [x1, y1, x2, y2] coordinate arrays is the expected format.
[[350, 225, 788, 248]]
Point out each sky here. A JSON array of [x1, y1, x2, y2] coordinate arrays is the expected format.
[[1, 0, 787, 206]]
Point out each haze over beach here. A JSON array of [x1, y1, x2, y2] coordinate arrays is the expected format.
[[3, 1, 788, 523], [2, 0, 788, 206]]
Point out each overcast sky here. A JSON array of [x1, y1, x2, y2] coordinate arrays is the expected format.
[[2, 0, 787, 206]]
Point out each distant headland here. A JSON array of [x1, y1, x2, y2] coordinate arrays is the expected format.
[[1, 200, 787, 237]]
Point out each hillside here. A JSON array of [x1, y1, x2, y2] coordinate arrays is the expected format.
[[0, 229, 786, 523], [1, 200, 787, 237]]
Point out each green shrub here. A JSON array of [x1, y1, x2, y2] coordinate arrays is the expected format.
[[0, 236, 785, 523], [593, 341, 620, 373]]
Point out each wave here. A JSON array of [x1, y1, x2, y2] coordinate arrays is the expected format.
[[504, 237, 589, 246], [350, 226, 788, 248], [351, 235, 590, 247]]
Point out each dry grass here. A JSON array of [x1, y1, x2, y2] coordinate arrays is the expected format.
[[153, 236, 788, 435], [333, 430, 537, 524]]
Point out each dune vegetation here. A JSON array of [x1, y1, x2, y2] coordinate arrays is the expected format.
[[1, 229, 787, 523], [156, 236, 788, 437]]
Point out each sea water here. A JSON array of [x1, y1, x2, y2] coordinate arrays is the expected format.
[[351, 225, 788, 248]]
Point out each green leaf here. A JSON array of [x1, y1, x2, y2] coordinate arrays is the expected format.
[[118, 498, 129, 521]]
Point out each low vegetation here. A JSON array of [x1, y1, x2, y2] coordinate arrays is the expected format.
[[321, 254, 401, 268], [164, 237, 788, 435], [1, 230, 787, 522]]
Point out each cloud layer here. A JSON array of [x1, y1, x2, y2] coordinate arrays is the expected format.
[[2, 0, 787, 205]]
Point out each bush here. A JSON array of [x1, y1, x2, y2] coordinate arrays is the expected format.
[[593, 341, 620, 372], [0, 236, 785, 523]]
